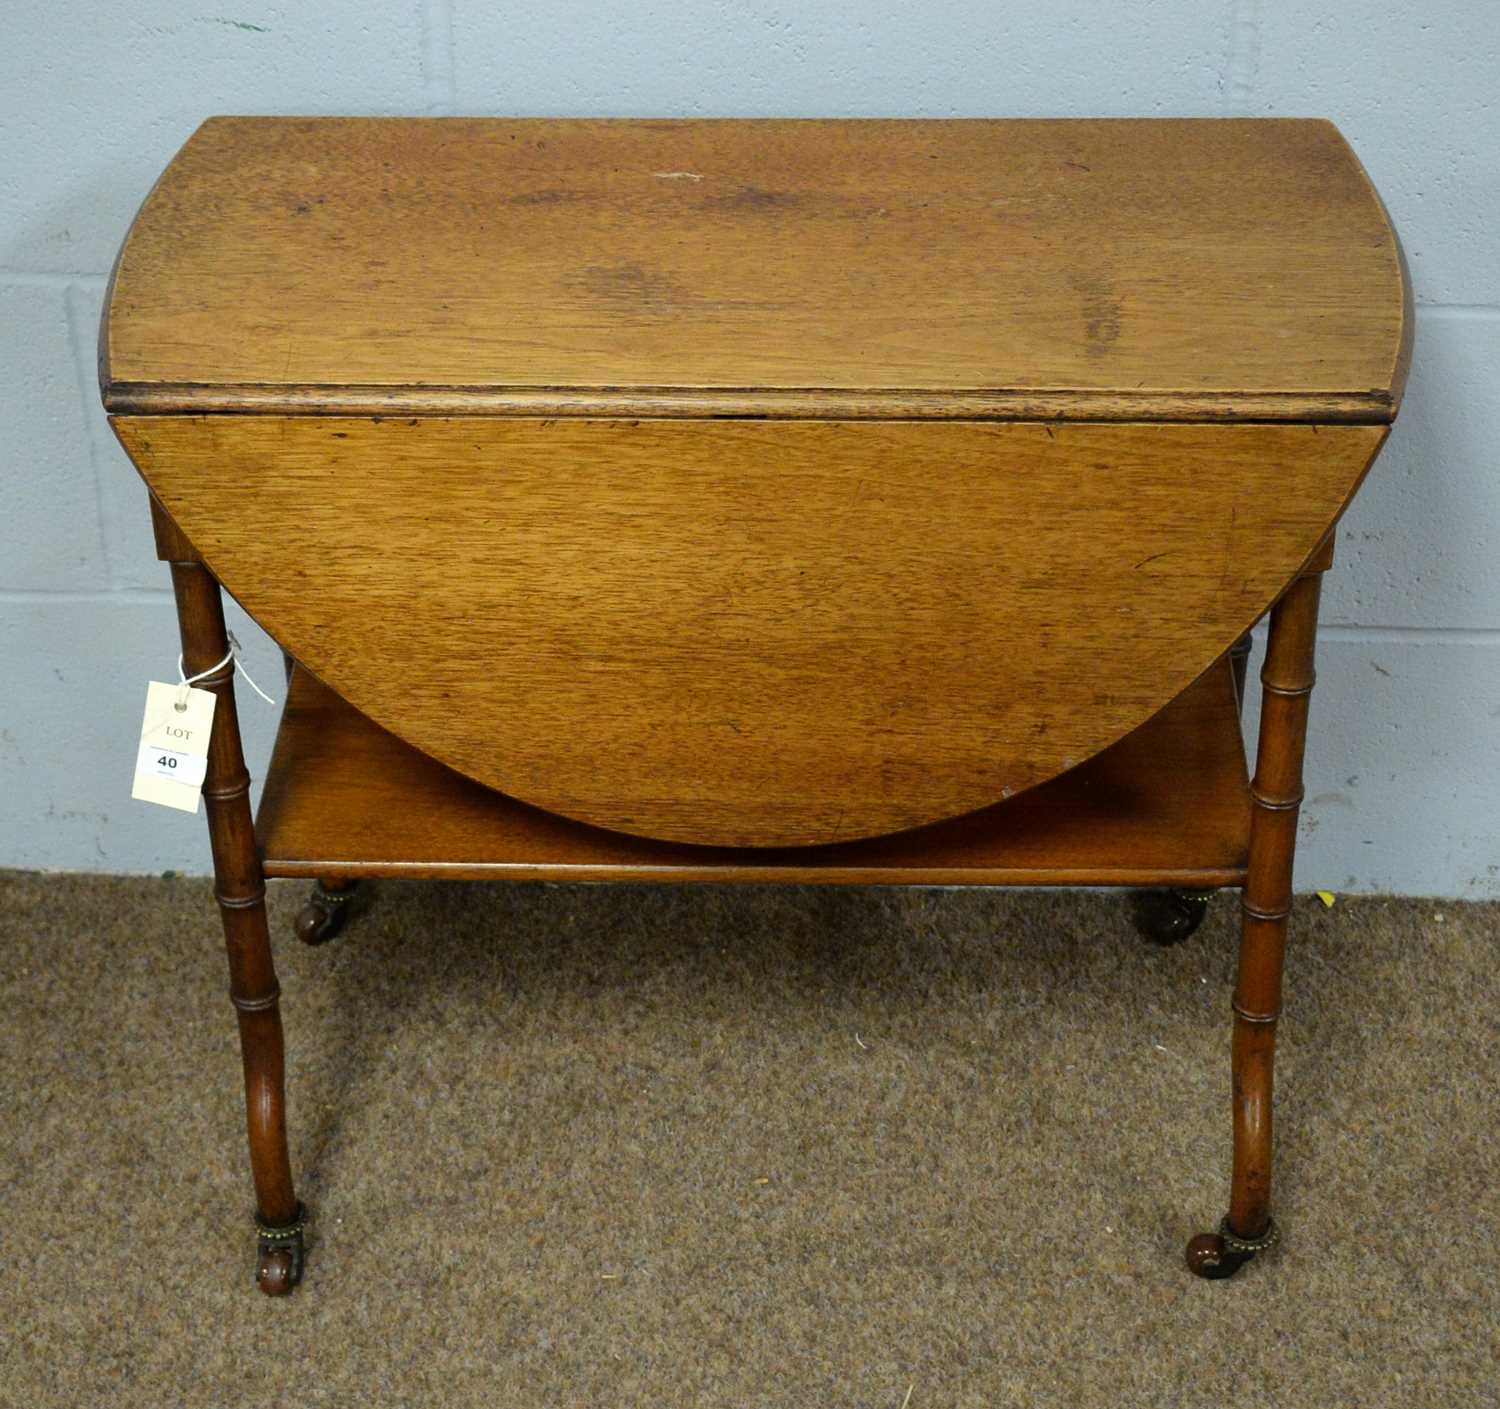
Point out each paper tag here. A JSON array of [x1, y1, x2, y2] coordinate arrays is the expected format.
[[132, 681, 216, 812]]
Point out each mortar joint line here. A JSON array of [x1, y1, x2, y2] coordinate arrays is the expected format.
[[1224, 0, 1262, 115]]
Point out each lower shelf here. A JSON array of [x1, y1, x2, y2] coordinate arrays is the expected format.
[[256, 660, 1250, 887]]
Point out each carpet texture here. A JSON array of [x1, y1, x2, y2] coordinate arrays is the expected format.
[[1, 871, 1496, 1407]]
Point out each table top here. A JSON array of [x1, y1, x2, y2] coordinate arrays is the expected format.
[[109, 118, 1407, 848], [102, 117, 1410, 423]]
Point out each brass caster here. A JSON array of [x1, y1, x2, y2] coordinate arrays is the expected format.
[[1131, 889, 1214, 945], [1186, 1215, 1278, 1280], [255, 1203, 306, 1296], [293, 880, 358, 945]]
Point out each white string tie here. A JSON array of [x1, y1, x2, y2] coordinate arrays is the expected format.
[[176, 630, 277, 710]]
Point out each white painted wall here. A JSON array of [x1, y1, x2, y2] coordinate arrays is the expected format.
[[1, 2, 1495, 893]]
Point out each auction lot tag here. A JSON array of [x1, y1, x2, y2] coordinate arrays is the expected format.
[[133, 681, 216, 812]]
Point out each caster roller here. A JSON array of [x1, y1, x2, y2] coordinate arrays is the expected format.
[[1131, 888, 1213, 945], [257, 1245, 300, 1296], [255, 1204, 306, 1296], [1185, 1216, 1277, 1280], [293, 879, 358, 945]]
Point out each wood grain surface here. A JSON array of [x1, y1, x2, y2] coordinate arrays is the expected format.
[[258, 660, 1250, 886], [116, 416, 1384, 847], [101, 117, 1410, 421]]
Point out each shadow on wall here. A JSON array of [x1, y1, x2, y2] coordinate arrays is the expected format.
[[3, 164, 174, 585], [0, 171, 286, 874], [1329, 312, 1496, 632]]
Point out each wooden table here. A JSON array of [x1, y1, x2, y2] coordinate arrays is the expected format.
[[102, 117, 1410, 1295]]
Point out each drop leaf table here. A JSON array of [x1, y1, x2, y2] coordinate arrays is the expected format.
[[101, 117, 1410, 1294]]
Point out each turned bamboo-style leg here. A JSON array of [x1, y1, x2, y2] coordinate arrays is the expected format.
[[153, 499, 305, 1296], [294, 876, 361, 945], [1187, 540, 1332, 1279]]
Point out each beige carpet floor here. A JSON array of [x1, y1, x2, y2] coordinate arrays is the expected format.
[[1, 871, 1497, 1407]]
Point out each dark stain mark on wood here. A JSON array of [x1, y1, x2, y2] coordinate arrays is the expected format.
[[506, 189, 586, 207], [567, 261, 782, 318], [1069, 271, 1123, 359], [571, 261, 686, 315], [705, 185, 799, 214]]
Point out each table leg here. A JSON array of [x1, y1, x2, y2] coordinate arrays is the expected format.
[[1187, 538, 1332, 1278], [154, 499, 305, 1296]]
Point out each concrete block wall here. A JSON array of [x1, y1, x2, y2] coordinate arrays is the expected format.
[[1, 2, 1495, 893]]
